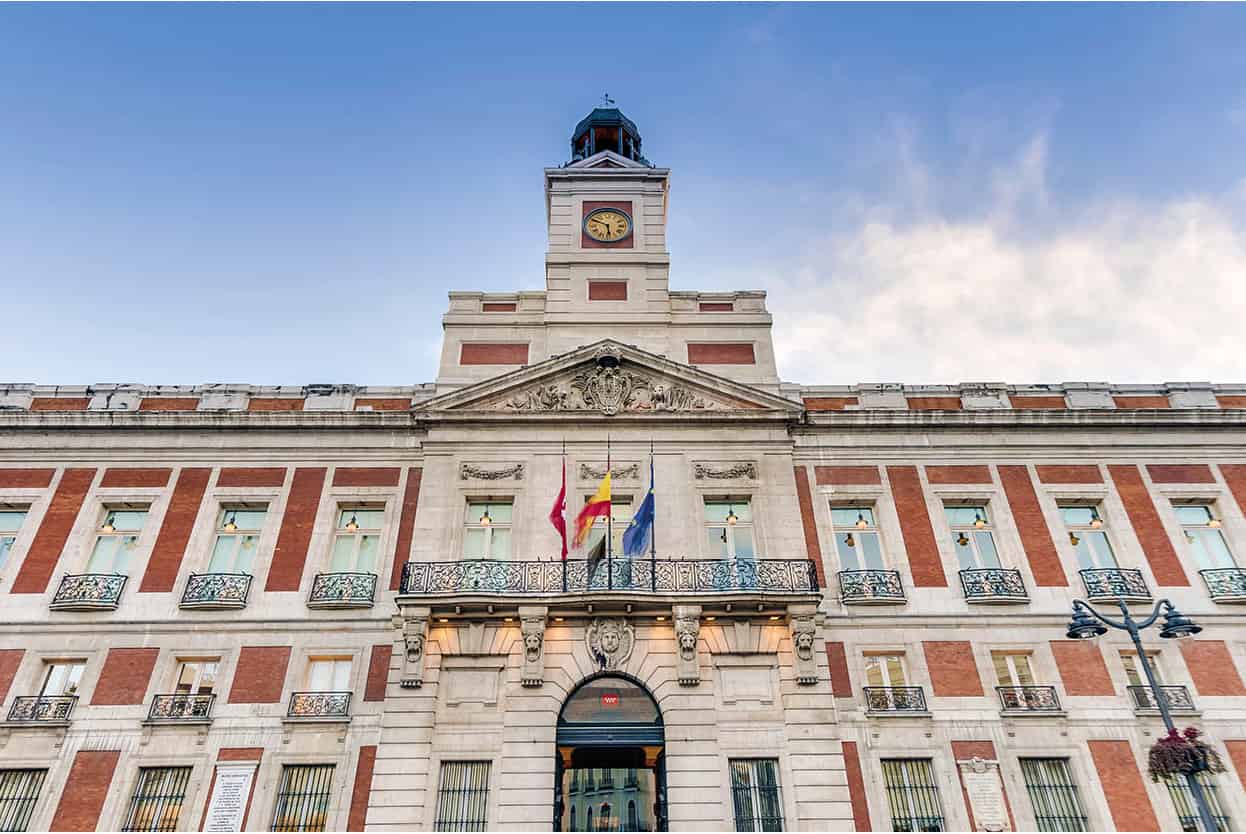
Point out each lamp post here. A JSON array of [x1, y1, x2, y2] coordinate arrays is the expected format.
[[1065, 597, 1218, 832]]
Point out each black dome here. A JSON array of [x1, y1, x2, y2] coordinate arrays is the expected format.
[[569, 107, 651, 166]]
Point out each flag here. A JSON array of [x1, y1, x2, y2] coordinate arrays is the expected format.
[[572, 472, 612, 548], [585, 535, 607, 583], [549, 459, 567, 560], [622, 457, 655, 558]]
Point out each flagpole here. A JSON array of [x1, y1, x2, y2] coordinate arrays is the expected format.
[[561, 438, 567, 593], [650, 439, 657, 592], [606, 434, 613, 591]]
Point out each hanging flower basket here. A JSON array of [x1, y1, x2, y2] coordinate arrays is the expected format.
[[1148, 727, 1226, 782]]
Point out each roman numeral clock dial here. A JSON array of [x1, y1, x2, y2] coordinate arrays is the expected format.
[[583, 208, 632, 243]]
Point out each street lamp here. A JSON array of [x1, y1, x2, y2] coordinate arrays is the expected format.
[[1065, 597, 1216, 831]]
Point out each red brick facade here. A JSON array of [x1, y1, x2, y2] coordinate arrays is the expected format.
[[0, 649, 23, 704], [0, 468, 54, 488], [588, 280, 628, 301], [1226, 740, 1246, 794], [12, 468, 96, 594], [50, 750, 121, 832], [139, 467, 210, 593], [1108, 464, 1188, 586], [347, 745, 378, 831], [228, 646, 291, 704], [482, 302, 517, 312], [1113, 395, 1170, 409], [825, 642, 852, 697], [1050, 640, 1114, 696], [814, 465, 880, 485], [217, 466, 287, 488], [1008, 395, 1067, 409], [266, 467, 327, 592], [332, 467, 401, 488], [390, 468, 423, 591], [792, 466, 826, 586], [998, 465, 1068, 586], [698, 302, 733, 312], [365, 644, 392, 702], [1087, 740, 1159, 831], [459, 343, 530, 365], [354, 398, 411, 411], [99, 467, 172, 488], [922, 641, 983, 696], [1179, 640, 1246, 696], [138, 397, 200, 412], [925, 465, 992, 484], [29, 397, 90, 411], [841, 741, 871, 832], [802, 396, 859, 411], [91, 647, 159, 705], [1146, 463, 1215, 483], [906, 396, 962, 410], [887, 466, 946, 587], [247, 397, 305, 411], [1222, 463, 1246, 518], [686, 343, 756, 365], [1035, 464, 1103, 484]]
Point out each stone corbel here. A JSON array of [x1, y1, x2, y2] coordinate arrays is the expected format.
[[400, 606, 430, 688], [519, 605, 548, 688], [672, 605, 702, 686], [787, 603, 819, 685]]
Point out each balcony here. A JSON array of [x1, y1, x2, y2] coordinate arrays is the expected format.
[[1128, 685, 1196, 714], [180, 573, 252, 610], [864, 686, 928, 715], [997, 685, 1062, 714], [1200, 568, 1246, 603], [960, 568, 1028, 603], [308, 572, 378, 609], [146, 693, 215, 723], [6, 695, 77, 724], [286, 691, 352, 721], [49, 574, 127, 611], [1079, 568, 1151, 602], [838, 570, 905, 605]]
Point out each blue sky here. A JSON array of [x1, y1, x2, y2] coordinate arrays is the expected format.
[[2, 3, 1244, 386]]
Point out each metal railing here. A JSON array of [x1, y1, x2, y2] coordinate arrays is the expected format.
[[146, 693, 215, 722], [997, 685, 1062, 713], [180, 573, 252, 609], [960, 568, 1028, 602], [1079, 568, 1150, 601], [1200, 568, 1246, 602], [864, 686, 928, 713], [308, 572, 378, 608], [839, 570, 905, 604], [287, 691, 352, 719], [400, 558, 819, 596], [1128, 684, 1196, 713], [7, 695, 77, 723], [50, 573, 127, 610]]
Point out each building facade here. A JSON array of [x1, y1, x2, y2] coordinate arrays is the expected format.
[[1, 108, 1245, 832]]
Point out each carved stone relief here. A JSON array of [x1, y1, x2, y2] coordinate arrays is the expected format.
[[693, 462, 757, 480], [519, 606, 548, 688], [459, 463, 525, 481], [672, 604, 702, 686], [788, 606, 818, 686], [500, 362, 720, 416], [586, 617, 635, 671], [401, 613, 429, 688], [579, 462, 640, 481]]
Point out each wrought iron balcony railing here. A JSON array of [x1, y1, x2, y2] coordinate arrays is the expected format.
[[180, 573, 252, 609], [50, 573, 127, 611], [1128, 685, 1196, 713], [960, 568, 1028, 603], [1200, 568, 1246, 602], [287, 691, 352, 719], [864, 686, 928, 714], [997, 685, 1062, 713], [146, 693, 215, 722], [399, 558, 819, 597], [7, 695, 77, 723], [308, 572, 378, 608], [838, 570, 905, 604], [1079, 567, 1151, 601]]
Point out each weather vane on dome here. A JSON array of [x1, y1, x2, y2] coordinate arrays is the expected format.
[[600, 92, 615, 108]]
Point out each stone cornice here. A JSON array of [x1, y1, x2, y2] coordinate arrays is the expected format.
[[798, 408, 1246, 431]]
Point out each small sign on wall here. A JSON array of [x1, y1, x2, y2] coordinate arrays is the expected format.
[[600, 692, 620, 708], [203, 764, 257, 832]]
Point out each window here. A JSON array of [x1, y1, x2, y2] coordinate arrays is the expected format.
[[0, 769, 47, 832], [121, 766, 191, 832], [584, 497, 632, 555], [1164, 772, 1231, 832], [463, 501, 512, 559], [1060, 506, 1117, 569], [1175, 504, 1236, 570], [881, 759, 945, 832], [307, 658, 352, 692], [86, 508, 148, 574], [945, 505, 1001, 570], [1120, 650, 1163, 686], [864, 654, 907, 687], [330, 507, 384, 573], [434, 761, 491, 832], [627, 800, 638, 832], [729, 758, 784, 832], [0, 508, 28, 571], [207, 506, 266, 574], [831, 507, 886, 571], [991, 652, 1036, 687], [174, 659, 219, 695], [1020, 758, 1088, 832], [271, 764, 334, 832], [706, 500, 755, 560], [39, 661, 85, 697]]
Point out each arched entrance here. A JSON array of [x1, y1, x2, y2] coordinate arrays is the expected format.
[[555, 674, 667, 832]]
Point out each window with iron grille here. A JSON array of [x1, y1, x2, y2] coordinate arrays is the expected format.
[[0, 769, 47, 832], [1019, 758, 1088, 832], [434, 761, 491, 832], [271, 765, 334, 832], [1164, 773, 1231, 832], [729, 758, 784, 832], [881, 759, 945, 832], [121, 767, 191, 832]]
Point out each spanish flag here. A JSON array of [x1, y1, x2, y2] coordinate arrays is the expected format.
[[572, 472, 612, 549]]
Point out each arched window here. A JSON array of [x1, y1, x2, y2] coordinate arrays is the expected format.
[[627, 800, 638, 832]]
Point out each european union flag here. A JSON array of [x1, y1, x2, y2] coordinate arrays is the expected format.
[[622, 458, 655, 558]]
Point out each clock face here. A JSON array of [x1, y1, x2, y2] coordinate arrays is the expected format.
[[584, 208, 632, 243]]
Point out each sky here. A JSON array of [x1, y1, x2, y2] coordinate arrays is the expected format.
[[2, 3, 1245, 387]]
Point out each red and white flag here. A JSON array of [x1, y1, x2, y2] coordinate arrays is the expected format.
[[549, 458, 568, 560]]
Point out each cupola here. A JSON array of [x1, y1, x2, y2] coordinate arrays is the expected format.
[[569, 102, 651, 166]]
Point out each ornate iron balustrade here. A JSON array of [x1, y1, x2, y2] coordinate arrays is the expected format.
[[7, 695, 77, 723], [1200, 568, 1246, 602], [180, 573, 252, 609], [147, 693, 215, 722], [839, 570, 905, 604], [287, 691, 352, 719], [960, 568, 1028, 602], [1128, 685, 1196, 713], [863, 686, 928, 713], [1079, 568, 1150, 601], [308, 572, 378, 608], [997, 685, 1061, 713], [50, 573, 127, 610], [399, 558, 819, 596]]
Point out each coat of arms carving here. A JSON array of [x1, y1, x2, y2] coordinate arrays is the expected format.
[[586, 617, 635, 671]]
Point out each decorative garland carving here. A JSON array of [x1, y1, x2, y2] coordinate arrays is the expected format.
[[501, 363, 714, 416], [579, 463, 640, 481], [694, 462, 757, 480], [459, 463, 525, 481]]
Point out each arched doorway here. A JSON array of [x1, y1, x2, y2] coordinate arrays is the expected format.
[[555, 674, 667, 832]]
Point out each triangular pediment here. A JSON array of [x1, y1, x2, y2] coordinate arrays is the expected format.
[[419, 341, 801, 418], [567, 150, 650, 170]]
